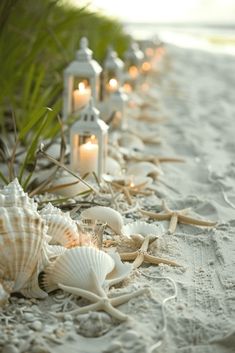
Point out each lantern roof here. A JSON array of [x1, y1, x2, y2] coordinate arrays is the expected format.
[[104, 46, 124, 71], [110, 88, 128, 104], [124, 41, 144, 64], [64, 37, 102, 76], [72, 99, 109, 134]]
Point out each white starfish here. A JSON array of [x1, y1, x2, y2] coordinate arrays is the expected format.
[[52, 269, 147, 321]]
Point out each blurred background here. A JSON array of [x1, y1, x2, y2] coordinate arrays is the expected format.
[[72, 0, 235, 54]]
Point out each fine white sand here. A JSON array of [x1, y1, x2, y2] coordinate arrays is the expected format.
[[1, 44, 235, 353]]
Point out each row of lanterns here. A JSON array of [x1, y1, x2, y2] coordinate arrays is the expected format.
[[64, 36, 162, 179]]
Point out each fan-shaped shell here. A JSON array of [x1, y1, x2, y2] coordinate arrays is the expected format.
[[117, 132, 145, 151], [121, 221, 163, 238], [106, 157, 122, 176], [40, 203, 80, 248], [43, 247, 115, 294], [127, 162, 163, 179], [80, 206, 124, 234], [106, 251, 132, 288]]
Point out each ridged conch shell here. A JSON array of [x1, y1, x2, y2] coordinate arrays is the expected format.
[[0, 179, 49, 304], [40, 203, 80, 248], [80, 206, 123, 234], [43, 247, 115, 294], [127, 162, 163, 180]]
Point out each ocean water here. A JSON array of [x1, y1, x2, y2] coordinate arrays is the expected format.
[[124, 22, 235, 55]]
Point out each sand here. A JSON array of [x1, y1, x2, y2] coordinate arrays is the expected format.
[[1, 44, 235, 353]]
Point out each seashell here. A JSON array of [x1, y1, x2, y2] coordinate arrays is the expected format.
[[121, 220, 163, 238], [0, 178, 37, 209], [40, 203, 80, 248], [127, 162, 163, 179], [117, 132, 145, 151], [106, 250, 132, 287], [0, 179, 49, 303], [43, 246, 115, 294], [106, 156, 122, 176], [80, 206, 124, 234], [108, 144, 125, 165], [76, 312, 113, 337], [51, 175, 91, 198]]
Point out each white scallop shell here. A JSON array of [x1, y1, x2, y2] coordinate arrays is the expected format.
[[51, 175, 91, 198], [127, 162, 163, 179], [106, 251, 132, 287], [80, 206, 124, 234], [43, 247, 115, 294], [121, 220, 163, 238], [40, 203, 80, 248]]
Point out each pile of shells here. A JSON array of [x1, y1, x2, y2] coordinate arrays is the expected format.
[[0, 180, 136, 307]]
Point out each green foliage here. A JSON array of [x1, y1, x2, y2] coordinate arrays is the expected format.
[[0, 0, 130, 187]]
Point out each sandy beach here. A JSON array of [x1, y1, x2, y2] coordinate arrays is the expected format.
[[1, 43, 235, 353]]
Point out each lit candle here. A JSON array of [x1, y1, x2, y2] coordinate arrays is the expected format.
[[128, 65, 138, 79], [106, 78, 118, 93], [123, 83, 132, 93], [79, 136, 99, 176], [141, 61, 151, 73], [73, 82, 91, 112]]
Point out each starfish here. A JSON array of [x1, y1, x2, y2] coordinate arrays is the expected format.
[[141, 200, 217, 234], [52, 269, 146, 321], [111, 179, 152, 205], [119, 234, 179, 268]]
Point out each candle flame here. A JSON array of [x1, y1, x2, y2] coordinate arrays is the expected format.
[[78, 82, 86, 91], [128, 65, 138, 79], [109, 78, 118, 88], [145, 48, 154, 57], [123, 83, 132, 93]]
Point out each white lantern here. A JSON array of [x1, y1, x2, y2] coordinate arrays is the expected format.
[[102, 47, 124, 98], [63, 37, 102, 119], [123, 42, 144, 88], [70, 99, 109, 179], [108, 88, 128, 129]]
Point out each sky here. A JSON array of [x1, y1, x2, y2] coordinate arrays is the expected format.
[[68, 0, 235, 23]]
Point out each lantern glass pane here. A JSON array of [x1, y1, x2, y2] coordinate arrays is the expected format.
[[72, 133, 99, 177], [72, 77, 91, 113]]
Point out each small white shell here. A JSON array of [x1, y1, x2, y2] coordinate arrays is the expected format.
[[106, 251, 132, 287], [43, 247, 115, 294], [40, 203, 80, 248], [80, 206, 124, 234], [52, 175, 91, 198], [127, 162, 163, 179], [121, 220, 163, 238], [118, 132, 145, 151], [106, 157, 122, 176]]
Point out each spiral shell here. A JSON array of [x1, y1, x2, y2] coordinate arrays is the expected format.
[[40, 203, 80, 248], [0, 179, 49, 304], [43, 246, 115, 294]]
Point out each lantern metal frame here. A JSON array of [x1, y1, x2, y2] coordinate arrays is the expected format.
[[123, 41, 144, 87], [108, 88, 128, 130], [102, 47, 124, 98], [70, 100, 109, 179], [63, 37, 102, 119]]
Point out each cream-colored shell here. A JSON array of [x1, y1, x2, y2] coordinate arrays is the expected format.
[[121, 220, 163, 238], [43, 247, 115, 294], [127, 162, 163, 179], [52, 175, 91, 198], [40, 203, 80, 248], [80, 206, 124, 234]]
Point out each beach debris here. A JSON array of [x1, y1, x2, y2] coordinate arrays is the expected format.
[[80, 206, 124, 234], [76, 312, 113, 337], [141, 200, 217, 234]]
